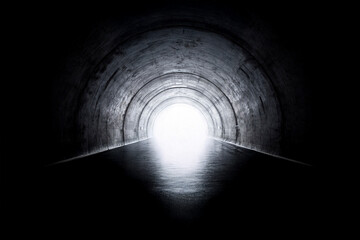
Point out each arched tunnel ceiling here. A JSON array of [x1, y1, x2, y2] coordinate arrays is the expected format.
[[123, 72, 239, 144], [50, 2, 314, 165]]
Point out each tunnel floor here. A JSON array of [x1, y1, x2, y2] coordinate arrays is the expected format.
[[9, 139, 322, 237]]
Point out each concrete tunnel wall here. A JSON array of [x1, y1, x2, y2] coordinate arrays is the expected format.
[[51, 2, 312, 165]]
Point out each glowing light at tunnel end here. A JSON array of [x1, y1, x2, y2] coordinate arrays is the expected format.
[[152, 103, 209, 178], [152, 103, 208, 144]]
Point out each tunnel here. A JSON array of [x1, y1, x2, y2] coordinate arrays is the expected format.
[[49, 3, 310, 164], [4, 0, 337, 237]]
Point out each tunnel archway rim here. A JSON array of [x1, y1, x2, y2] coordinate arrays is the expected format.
[[122, 71, 238, 143]]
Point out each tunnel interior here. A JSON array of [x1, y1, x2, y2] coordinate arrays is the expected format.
[[4, 0, 344, 236], [48, 1, 315, 165]]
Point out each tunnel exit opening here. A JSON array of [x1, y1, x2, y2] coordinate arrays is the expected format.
[[152, 103, 209, 176], [152, 103, 208, 144]]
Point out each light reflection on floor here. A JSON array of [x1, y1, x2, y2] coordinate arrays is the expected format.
[[38, 138, 315, 231], [150, 137, 226, 219], [153, 137, 208, 193]]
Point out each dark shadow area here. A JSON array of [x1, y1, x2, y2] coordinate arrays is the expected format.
[[4, 140, 325, 237]]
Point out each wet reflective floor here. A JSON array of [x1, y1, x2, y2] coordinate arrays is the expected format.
[[7, 139, 323, 237]]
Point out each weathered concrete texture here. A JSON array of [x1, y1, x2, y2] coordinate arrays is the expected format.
[[51, 3, 310, 164], [124, 73, 235, 143]]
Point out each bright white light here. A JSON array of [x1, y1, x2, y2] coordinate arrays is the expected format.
[[153, 104, 209, 180], [153, 104, 208, 144]]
